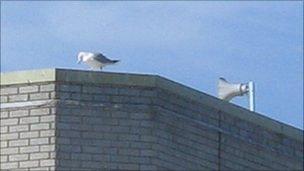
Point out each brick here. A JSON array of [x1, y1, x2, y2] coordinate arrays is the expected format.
[[93, 94, 110, 101], [1, 95, 8, 103], [1, 141, 8, 148], [71, 93, 92, 101], [30, 152, 49, 160], [30, 92, 50, 100], [140, 135, 155, 142], [112, 126, 131, 134], [1, 87, 18, 95], [82, 132, 104, 139], [57, 137, 70, 144], [40, 84, 55, 92], [30, 108, 50, 116], [30, 137, 49, 145], [59, 115, 81, 123], [50, 107, 56, 114], [56, 92, 70, 99], [110, 141, 129, 148], [60, 145, 81, 153], [82, 146, 102, 154], [118, 134, 139, 141], [50, 137, 55, 143], [140, 90, 155, 97], [120, 148, 140, 156], [130, 112, 152, 119], [140, 149, 155, 156], [9, 110, 29, 117], [19, 146, 39, 153], [103, 133, 118, 140], [30, 123, 50, 130], [9, 154, 28, 161], [20, 116, 39, 124], [40, 115, 55, 122], [57, 152, 70, 160], [9, 139, 28, 147], [1, 147, 18, 154], [51, 122, 56, 129], [50, 92, 56, 98], [0, 118, 18, 126], [59, 84, 81, 92], [40, 130, 55, 137], [81, 161, 101, 168], [20, 131, 39, 139], [111, 111, 129, 118], [118, 163, 139, 170], [57, 123, 71, 130], [9, 94, 28, 102], [102, 87, 118, 95], [31, 167, 49, 171], [130, 128, 152, 135], [9, 125, 29, 132], [92, 125, 111, 132], [103, 147, 118, 155], [118, 88, 141, 96], [40, 144, 55, 152], [0, 133, 18, 140], [71, 153, 92, 160], [58, 159, 81, 167], [92, 154, 111, 161], [59, 130, 81, 138], [0, 111, 9, 118], [140, 165, 157, 170], [19, 85, 38, 93], [119, 119, 140, 127], [0, 162, 18, 169], [94, 118, 118, 125], [19, 160, 39, 168], [82, 86, 103, 94], [40, 159, 55, 166], [108, 163, 118, 170], [0, 155, 8, 162], [50, 152, 56, 158], [0, 126, 8, 133]]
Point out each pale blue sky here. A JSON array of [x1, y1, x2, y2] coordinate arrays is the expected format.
[[1, 1, 303, 129]]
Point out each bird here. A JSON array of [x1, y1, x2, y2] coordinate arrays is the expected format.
[[77, 52, 120, 70]]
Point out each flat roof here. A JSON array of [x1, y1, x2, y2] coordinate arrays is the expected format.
[[1, 68, 303, 141]]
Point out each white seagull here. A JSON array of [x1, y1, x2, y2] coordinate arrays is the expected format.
[[77, 52, 120, 70]]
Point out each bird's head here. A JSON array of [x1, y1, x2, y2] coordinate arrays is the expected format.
[[77, 52, 85, 64]]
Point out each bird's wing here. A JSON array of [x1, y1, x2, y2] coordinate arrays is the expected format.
[[92, 53, 113, 63]]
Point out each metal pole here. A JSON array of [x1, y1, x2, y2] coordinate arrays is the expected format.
[[248, 81, 255, 111]]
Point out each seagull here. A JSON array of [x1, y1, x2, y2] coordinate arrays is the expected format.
[[77, 52, 120, 70]]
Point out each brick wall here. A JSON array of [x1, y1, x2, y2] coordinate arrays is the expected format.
[[1, 83, 56, 170], [0, 69, 303, 170], [55, 83, 157, 170]]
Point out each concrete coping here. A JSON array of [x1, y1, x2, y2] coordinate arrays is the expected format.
[[1, 68, 303, 141]]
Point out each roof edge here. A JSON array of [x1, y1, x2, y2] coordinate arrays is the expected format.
[[1, 68, 303, 141], [1, 68, 56, 85]]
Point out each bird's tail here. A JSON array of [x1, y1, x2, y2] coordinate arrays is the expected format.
[[112, 60, 120, 63]]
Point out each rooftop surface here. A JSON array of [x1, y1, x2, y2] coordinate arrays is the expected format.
[[1, 68, 303, 141]]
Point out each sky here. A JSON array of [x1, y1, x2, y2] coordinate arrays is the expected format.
[[1, 1, 303, 129]]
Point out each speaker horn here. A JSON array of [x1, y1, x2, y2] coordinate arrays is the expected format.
[[218, 77, 255, 111], [218, 77, 248, 101]]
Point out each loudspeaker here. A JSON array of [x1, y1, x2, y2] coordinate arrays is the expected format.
[[218, 77, 248, 101]]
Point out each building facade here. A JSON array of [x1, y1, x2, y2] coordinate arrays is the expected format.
[[0, 69, 303, 170]]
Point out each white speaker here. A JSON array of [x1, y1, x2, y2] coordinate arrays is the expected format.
[[218, 77, 248, 101], [218, 77, 255, 111]]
